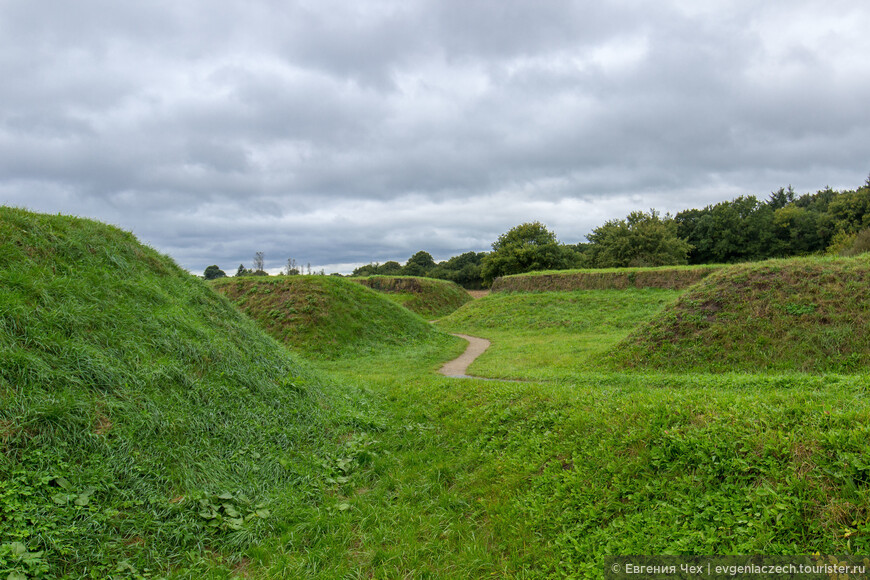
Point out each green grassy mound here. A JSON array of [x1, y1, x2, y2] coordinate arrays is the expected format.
[[491, 264, 721, 292], [607, 256, 870, 373], [0, 208, 357, 577], [351, 276, 472, 318], [212, 275, 437, 358]]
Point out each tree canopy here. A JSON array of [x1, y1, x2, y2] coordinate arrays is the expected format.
[[586, 209, 691, 268], [481, 221, 573, 285], [203, 265, 227, 280]]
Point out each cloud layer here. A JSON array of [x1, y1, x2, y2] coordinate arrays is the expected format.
[[2, 0, 869, 273]]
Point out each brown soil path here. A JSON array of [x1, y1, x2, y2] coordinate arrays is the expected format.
[[438, 334, 491, 378]]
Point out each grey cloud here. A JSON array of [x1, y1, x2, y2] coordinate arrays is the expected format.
[[1, 0, 869, 274]]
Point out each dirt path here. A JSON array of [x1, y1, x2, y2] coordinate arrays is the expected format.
[[438, 334, 491, 378]]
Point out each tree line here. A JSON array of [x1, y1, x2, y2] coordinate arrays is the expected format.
[[205, 175, 870, 287], [203, 255, 328, 280]]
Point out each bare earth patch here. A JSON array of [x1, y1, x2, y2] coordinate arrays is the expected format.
[[439, 334, 491, 378]]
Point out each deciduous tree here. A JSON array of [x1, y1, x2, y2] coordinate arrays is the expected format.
[[586, 209, 691, 268], [481, 222, 572, 285]]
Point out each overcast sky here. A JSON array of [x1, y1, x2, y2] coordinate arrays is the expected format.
[[2, 0, 869, 274]]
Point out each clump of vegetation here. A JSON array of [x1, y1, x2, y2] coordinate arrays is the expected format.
[[606, 255, 870, 373], [838, 228, 870, 257], [351, 275, 471, 318], [0, 207, 359, 577], [211, 275, 437, 358]]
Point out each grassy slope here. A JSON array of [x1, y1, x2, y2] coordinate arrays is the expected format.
[[211, 275, 437, 358], [351, 275, 472, 319], [606, 256, 870, 373], [0, 208, 371, 578], [492, 264, 722, 292], [436, 289, 681, 380]]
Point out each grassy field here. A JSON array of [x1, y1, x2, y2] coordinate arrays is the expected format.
[[4, 208, 870, 578], [436, 288, 681, 380]]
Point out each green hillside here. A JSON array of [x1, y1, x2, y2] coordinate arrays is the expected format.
[[491, 264, 721, 292], [351, 275, 472, 318], [212, 275, 437, 358], [606, 255, 870, 373], [0, 208, 356, 577]]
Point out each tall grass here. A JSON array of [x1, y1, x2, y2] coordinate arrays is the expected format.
[[0, 208, 366, 577]]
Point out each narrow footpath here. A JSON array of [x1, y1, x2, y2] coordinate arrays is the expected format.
[[438, 334, 491, 378]]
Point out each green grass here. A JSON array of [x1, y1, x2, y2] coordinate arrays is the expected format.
[[211, 275, 437, 359], [436, 289, 681, 380], [6, 207, 870, 578], [0, 207, 378, 578], [300, 333, 870, 577], [492, 264, 722, 292], [351, 275, 472, 319], [605, 255, 870, 373]]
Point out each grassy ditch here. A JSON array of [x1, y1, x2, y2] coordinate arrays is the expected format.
[[299, 273, 870, 575], [436, 288, 681, 380], [298, 335, 870, 577], [351, 275, 472, 319]]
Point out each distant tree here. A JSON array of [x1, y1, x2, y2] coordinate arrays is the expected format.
[[840, 228, 870, 256], [827, 187, 870, 234], [379, 261, 403, 275], [586, 209, 692, 268], [253, 251, 265, 273], [675, 196, 776, 263], [767, 186, 796, 210], [203, 265, 227, 280], [235, 263, 251, 277], [772, 205, 824, 255], [481, 222, 572, 285], [563, 243, 593, 268], [403, 251, 436, 277], [352, 263, 379, 276], [428, 251, 487, 288], [284, 257, 299, 276]]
